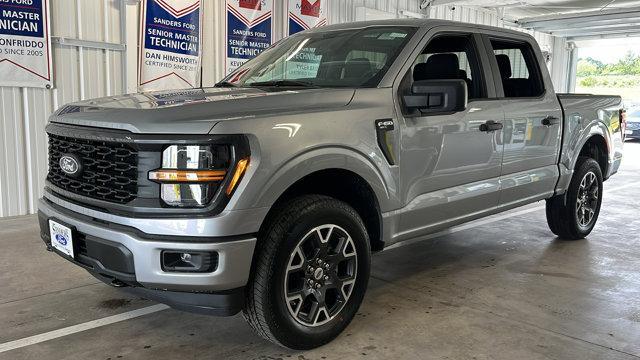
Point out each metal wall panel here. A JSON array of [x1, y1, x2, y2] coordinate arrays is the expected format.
[[0, 0, 125, 217], [1, 0, 564, 218]]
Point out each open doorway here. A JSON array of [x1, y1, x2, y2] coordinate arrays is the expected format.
[[574, 38, 640, 108]]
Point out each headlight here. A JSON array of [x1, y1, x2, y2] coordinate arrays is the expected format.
[[148, 144, 249, 208]]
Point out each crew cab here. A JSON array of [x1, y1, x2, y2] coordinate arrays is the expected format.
[[38, 19, 623, 349]]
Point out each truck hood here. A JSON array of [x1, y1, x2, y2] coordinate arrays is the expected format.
[[50, 87, 356, 134]]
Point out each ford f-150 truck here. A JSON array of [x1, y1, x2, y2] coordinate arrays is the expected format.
[[38, 19, 623, 349]]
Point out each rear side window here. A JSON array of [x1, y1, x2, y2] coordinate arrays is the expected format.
[[490, 39, 544, 98]]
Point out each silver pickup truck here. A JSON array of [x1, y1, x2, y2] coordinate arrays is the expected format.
[[38, 19, 623, 349]]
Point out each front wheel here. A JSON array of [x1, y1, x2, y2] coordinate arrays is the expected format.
[[243, 195, 371, 350], [546, 157, 603, 240]]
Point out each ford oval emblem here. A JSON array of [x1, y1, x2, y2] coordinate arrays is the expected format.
[[59, 154, 82, 177], [55, 234, 68, 246]]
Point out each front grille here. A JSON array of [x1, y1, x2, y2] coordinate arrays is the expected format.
[[47, 133, 138, 204]]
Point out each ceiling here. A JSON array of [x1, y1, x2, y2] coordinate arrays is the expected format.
[[426, 0, 640, 40]]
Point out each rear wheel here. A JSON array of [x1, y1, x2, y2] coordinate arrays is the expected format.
[[545, 157, 603, 240], [243, 195, 371, 349]]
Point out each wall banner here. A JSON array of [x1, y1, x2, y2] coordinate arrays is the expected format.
[[225, 0, 273, 75], [138, 0, 202, 91], [287, 0, 327, 35], [0, 0, 52, 88]]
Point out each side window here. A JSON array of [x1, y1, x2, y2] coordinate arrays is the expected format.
[[490, 40, 544, 98], [411, 34, 487, 99], [415, 52, 473, 81]]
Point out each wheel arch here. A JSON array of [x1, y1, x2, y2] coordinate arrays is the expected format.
[[262, 168, 385, 252], [254, 148, 392, 252], [564, 118, 611, 176], [577, 133, 608, 177]]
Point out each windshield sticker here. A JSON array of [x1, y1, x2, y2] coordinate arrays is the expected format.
[[285, 47, 322, 79]]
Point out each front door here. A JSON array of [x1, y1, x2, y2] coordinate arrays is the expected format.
[[394, 31, 504, 241]]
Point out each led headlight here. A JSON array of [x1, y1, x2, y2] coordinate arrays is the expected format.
[[148, 144, 248, 208]]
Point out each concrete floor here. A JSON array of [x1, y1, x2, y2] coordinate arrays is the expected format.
[[1, 141, 639, 360]]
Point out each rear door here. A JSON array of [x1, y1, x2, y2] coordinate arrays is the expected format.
[[482, 35, 563, 208]]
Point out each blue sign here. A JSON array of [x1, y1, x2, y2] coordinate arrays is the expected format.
[[0, 0, 52, 88], [0, 0, 44, 38], [139, 0, 202, 91], [288, 19, 305, 35], [144, 0, 200, 57], [287, 0, 327, 36], [225, 0, 273, 74], [227, 13, 271, 60]]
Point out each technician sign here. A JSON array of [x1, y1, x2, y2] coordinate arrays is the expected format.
[[0, 0, 52, 88], [139, 0, 202, 91], [225, 0, 273, 75], [287, 0, 327, 35]]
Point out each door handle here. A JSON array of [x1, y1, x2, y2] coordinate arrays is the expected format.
[[542, 116, 560, 126], [479, 120, 503, 132]]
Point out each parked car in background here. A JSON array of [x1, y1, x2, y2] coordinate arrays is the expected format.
[[625, 108, 640, 140]]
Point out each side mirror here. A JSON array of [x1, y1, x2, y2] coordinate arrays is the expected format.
[[403, 79, 468, 115]]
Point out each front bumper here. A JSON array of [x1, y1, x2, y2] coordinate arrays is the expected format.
[[38, 197, 257, 315]]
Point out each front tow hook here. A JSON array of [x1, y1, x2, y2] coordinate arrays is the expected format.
[[110, 279, 127, 288]]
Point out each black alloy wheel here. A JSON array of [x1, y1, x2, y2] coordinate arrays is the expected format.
[[284, 224, 358, 327]]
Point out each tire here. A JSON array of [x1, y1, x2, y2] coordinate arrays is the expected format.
[[243, 195, 371, 350], [545, 156, 603, 240]]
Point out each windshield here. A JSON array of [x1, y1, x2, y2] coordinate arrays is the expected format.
[[221, 26, 417, 88]]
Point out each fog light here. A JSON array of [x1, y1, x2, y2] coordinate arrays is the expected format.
[[161, 251, 218, 273]]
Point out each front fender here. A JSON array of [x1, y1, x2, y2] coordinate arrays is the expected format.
[[250, 146, 396, 211]]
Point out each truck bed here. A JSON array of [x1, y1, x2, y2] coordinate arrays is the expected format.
[[556, 93, 624, 183]]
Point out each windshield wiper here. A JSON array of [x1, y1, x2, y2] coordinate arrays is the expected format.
[[214, 81, 238, 88], [247, 80, 318, 88]]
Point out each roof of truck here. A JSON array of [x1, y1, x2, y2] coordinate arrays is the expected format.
[[305, 18, 532, 40]]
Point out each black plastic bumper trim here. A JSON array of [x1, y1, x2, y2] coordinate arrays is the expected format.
[[90, 272, 244, 316], [39, 211, 138, 283]]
